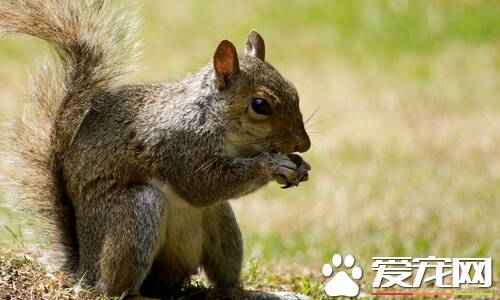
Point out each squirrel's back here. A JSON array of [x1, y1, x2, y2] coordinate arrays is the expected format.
[[0, 0, 139, 273]]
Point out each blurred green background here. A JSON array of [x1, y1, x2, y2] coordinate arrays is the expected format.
[[1, 0, 498, 295]]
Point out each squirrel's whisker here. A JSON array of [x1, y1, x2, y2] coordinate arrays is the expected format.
[[306, 119, 326, 130], [304, 105, 320, 125]]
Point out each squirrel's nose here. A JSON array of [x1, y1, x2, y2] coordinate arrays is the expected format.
[[294, 134, 311, 153]]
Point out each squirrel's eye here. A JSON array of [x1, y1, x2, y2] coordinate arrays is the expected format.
[[250, 98, 271, 116]]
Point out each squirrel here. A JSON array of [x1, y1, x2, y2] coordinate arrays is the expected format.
[[0, 1, 311, 299]]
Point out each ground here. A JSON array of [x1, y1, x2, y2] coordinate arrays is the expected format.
[[0, 250, 102, 299], [0, 249, 320, 299], [0, 1, 499, 299]]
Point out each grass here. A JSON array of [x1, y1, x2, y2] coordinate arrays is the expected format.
[[0, 249, 105, 299], [0, 0, 499, 298]]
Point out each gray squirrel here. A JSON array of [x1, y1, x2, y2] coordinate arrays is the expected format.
[[0, 1, 311, 299]]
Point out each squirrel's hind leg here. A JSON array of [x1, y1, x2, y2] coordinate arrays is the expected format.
[[201, 201, 244, 298], [97, 185, 166, 297], [139, 247, 194, 297]]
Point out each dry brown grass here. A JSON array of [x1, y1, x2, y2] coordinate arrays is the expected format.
[[0, 249, 104, 299]]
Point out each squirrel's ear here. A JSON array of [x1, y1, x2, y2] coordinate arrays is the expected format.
[[245, 30, 265, 61], [213, 40, 240, 90]]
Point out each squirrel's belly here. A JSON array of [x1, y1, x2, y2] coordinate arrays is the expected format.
[[153, 181, 205, 274]]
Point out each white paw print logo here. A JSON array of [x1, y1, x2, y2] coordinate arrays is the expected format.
[[322, 253, 363, 297]]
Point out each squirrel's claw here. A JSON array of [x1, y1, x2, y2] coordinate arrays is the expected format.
[[281, 172, 307, 189], [281, 181, 300, 189]]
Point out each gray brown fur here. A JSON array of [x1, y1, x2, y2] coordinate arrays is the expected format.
[[0, 1, 310, 299]]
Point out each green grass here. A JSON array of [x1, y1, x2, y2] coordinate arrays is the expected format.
[[0, 0, 499, 298]]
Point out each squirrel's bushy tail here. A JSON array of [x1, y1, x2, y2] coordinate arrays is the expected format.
[[0, 0, 139, 273]]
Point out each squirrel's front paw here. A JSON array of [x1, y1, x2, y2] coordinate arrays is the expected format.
[[286, 154, 311, 185], [268, 153, 310, 188], [269, 154, 298, 186]]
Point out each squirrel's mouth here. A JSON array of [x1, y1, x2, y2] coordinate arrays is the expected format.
[[242, 148, 278, 159], [223, 132, 294, 158], [248, 149, 291, 158]]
